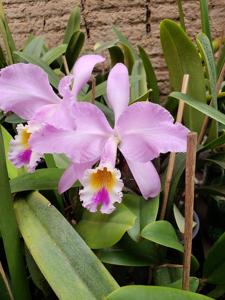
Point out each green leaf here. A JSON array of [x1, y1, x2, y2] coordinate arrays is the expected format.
[[141, 220, 183, 252], [10, 168, 79, 193], [76, 203, 136, 249], [23, 36, 45, 58], [1, 126, 19, 179], [42, 44, 67, 65], [216, 42, 225, 78], [0, 126, 31, 300], [160, 19, 206, 132], [112, 26, 137, 58], [138, 46, 160, 104], [198, 133, 225, 151], [167, 277, 199, 293], [0, 2, 16, 64], [199, 0, 212, 47], [204, 231, 225, 284], [64, 31, 85, 71], [25, 247, 52, 297], [14, 192, 119, 299], [108, 46, 124, 66], [63, 7, 80, 44], [169, 92, 225, 125], [14, 51, 60, 88], [123, 194, 159, 241], [173, 204, 196, 234], [196, 32, 217, 141], [98, 247, 154, 267], [175, 0, 186, 31], [204, 153, 225, 169], [106, 286, 213, 300]]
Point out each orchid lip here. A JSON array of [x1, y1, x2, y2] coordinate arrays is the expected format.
[[79, 165, 124, 214]]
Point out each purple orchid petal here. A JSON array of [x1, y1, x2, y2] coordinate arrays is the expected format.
[[32, 101, 77, 130], [0, 63, 60, 120], [72, 54, 105, 98], [125, 159, 161, 199], [58, 75, 74, 99], [58, 161, 95, 193], [29, 124, 107, 164], [107, 63, 130, 124], [99, 136, 118, 167], [117, 102, 189, 162], [74, 102, 113, 135]]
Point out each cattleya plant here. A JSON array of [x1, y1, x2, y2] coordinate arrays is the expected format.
[[1, 1, 225, 300]]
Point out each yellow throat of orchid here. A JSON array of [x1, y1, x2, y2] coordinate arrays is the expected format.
[[21, 128, 31, 149], [89, 167, 116, 191]]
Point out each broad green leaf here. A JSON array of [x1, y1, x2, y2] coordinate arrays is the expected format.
[[167, 277, 199, 292], [108, 45, 124, 66], [106, 286, 213, 300], [112, 26, 138, 59], [123, 194, 159, 241], [204, 232, 225, 284], [98, 247, 154, 267], [138, 46, 160, 104], [169, 92, 225, 125], [14, 51, 60, 88], [10, 168, 79, 193], [207, 284, 225, 299], [196, 32, 217, 141], [64, 31, 85, 71], [199, 0, 212, 47], [160, 19, 206, 132], [63, 7, 80, 44], [98, 235, 159, 267], [42, 44, 67, 65], [79, 81, 106, 101], [205, 153, 225, 169], [94, 39, 119, 52], [141, 220, 183, 252], [23, 36, 45, 58], [53, 153, 70, 169], [0, 126, 31, 300], [119, 42, 135, 74], [1, 126, 18, 179], [76, 203, 136, 249], [14, 192, 119, 300]]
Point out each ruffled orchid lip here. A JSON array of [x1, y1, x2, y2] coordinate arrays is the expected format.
[[79, 165, 124, 214]]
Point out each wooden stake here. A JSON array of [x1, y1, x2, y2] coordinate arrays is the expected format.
[[160, 74, 189, 220], [62, 55, 70, 75], [182, 132, 197, 290]]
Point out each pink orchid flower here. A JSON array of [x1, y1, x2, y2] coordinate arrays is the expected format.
[[0, 55, 105, 171], [30, 63, 189, 213]]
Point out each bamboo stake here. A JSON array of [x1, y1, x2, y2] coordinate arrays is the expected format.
[[159, 74, 189, 220], [62, 55, 70, 75], [182, 132, 197, 290]]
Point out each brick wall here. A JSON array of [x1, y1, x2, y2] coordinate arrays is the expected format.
[[3, 0, 225, 94]]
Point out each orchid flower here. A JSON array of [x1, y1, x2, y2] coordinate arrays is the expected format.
[[0, 55, 105, 171], [31, 63, 189, 214]]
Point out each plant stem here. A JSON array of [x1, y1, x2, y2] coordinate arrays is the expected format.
[[182, 132, 197, 290], [0, 126, 31, 300], [176, 0, 186, 32]]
